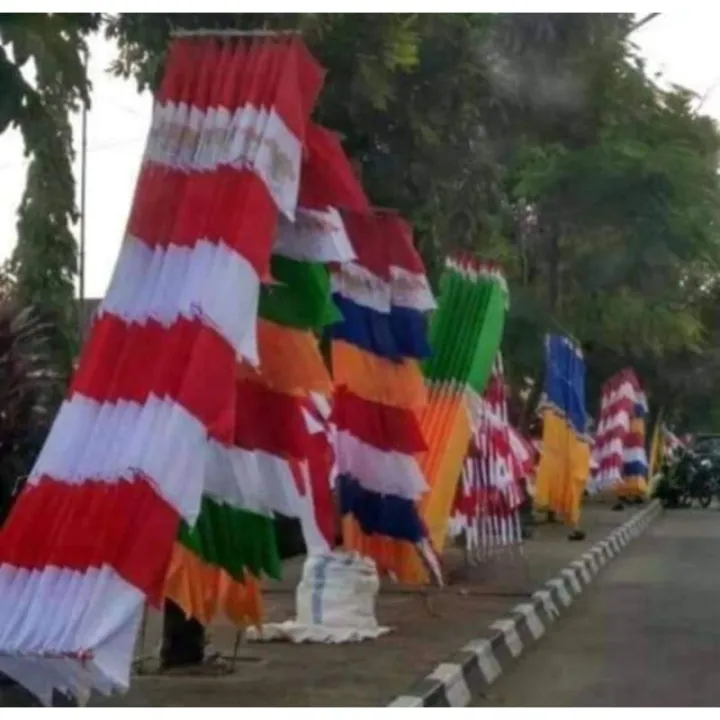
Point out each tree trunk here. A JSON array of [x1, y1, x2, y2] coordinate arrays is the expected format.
[[547, 228, 560, 314], [160, 599, 205, 669]]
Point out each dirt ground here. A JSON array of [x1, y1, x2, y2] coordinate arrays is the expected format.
[[100, 499, 641, 707]]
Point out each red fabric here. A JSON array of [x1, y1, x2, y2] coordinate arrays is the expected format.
[[451, 355, 524, 537], [624, 431, 644, 447], [0, 43, 335, 698], [222, 172, 279, 276], [305, 432, 338, 548], [127, 36, 323, 277], [509, 426, 535, 477], [233, 378, 312, 459], [598, 454, 624, 474], [340, 211, 391, 281], [0, 37, 326, 629], [0, 477, 179, 607], [71, 315, 237, 446], [273, 37, 326, 140], [333, 387, 427, 454], [379, 213, 426, 275], [454, 483, 518, 522], [298, 124, 370, 212], [600, 367, 640, 398]]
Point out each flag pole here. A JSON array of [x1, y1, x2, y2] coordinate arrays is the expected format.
[[170, 28, 300, 38], [78, 46, 89, 342]]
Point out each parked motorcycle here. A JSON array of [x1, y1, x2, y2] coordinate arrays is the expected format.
[[655, 447, 720, 508]]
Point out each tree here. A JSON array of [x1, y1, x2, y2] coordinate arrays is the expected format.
[[0, 264, 62, 522], [506, 43, 720, 419], [0, 14, 101, 394], [105, 13, 526, 283]]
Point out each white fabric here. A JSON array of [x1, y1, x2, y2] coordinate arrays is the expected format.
[[245, 552, 390, 644], [331, 263, 391, 313], [301, 407, 325, 436], [594, 435, 628, 462], [274, 208, 356, 264], [309, 392, 332, 421], [0, 566, 143, 703], [0, 49, 312, 707], [104, 237, 260, 365], [390, 266, 437, 311], [29, 394, 208, 523], [590, 378, 643, 492], [335, 430, 427, 500], [231, 107, 303, 221], [223, 446, 298, 517], [203, 441, 272, 517], [623, 445, 647, 465], [207, 443, 330, 555], [147, 98, 304, 222]]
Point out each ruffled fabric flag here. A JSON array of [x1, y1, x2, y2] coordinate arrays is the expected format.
[[662, 426, 684, 458], [615, 388, 649, 500], [167, 62, 369, 624], [588, 368, 642, 494], [0, 34, 323, 705], [333, 211, 440, 584], [534, 335, 591, 527], [449, 353, 525, 559], [239, 119, 371, 551], [165, 65, 373, 633], [394, 255, 508, 584]]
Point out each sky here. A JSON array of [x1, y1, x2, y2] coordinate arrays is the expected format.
[[0, 13, 718, 300]]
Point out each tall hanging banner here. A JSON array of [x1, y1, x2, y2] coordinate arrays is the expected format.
[[589, 368, 648, 497], [534, 335, 590, 527], [389, 255, 508, 584], [0, 33, 341, 705], [332, 211, 440, 584], [615, 389, 649, 499], [451, 353, 526, 559]]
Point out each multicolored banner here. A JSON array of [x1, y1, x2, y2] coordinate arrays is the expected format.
[[589, 368, 648, 496], [615, 389, 649, 499], [534, 335, 590, 527], [450, 353, 526, 558], [334, 211, 441, 585], [0, 34, 366, 706], [390, 255, 509, 584]]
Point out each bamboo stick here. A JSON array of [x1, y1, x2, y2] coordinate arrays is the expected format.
[[170, 28, 300, 39]]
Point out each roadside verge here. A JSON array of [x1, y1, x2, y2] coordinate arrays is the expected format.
[[389, 499, 663, 707]]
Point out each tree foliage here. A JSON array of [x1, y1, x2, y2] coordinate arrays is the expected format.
[[0, 267, 62, 525], [3, 13, 720, 431], [0, 13, 101, 390], [103, 13, 720, 427]]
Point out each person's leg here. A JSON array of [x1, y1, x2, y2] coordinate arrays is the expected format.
[[0, 675, 40, 707], [567, 482, 586, 541], [161, 599, 206, 669], [0, 675, 78, 707], [519, 478, 534, 539]]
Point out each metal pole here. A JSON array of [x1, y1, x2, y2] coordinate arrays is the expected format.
[[79, 46, 89, 343], [170, 28, 300, 38]]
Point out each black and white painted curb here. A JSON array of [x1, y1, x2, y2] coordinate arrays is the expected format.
[[389, 500, 662, 707]]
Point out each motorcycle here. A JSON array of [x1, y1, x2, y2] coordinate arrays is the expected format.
[[655, 447, 720, 508]]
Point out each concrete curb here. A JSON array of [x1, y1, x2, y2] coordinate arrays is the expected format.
[[388, 500, 662, 707]]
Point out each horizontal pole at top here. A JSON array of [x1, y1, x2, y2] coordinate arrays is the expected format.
[[170, 28, 301, 38]]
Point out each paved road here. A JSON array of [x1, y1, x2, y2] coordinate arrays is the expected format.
[[474, 509, 720, 706]]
